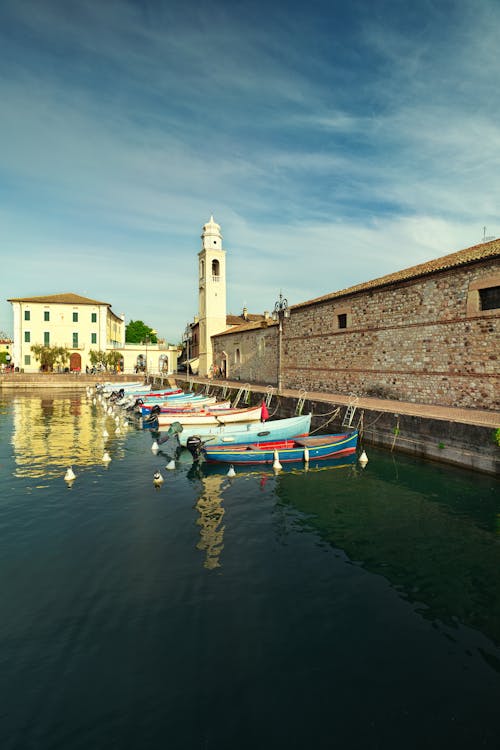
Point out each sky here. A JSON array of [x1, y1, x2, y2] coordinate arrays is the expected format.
[[1, 0, 499, 342]]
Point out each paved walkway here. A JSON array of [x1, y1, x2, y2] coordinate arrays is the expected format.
[[180, 376, 500, 429]]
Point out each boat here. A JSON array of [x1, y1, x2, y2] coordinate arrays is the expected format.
[[139, 396, 221, 414], [151, 403, 263, 427], [176, 413, 312, 447], [191, 431, 358, 465]]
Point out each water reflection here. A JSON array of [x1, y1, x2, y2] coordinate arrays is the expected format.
[[10, 391, 129, 479], [277, 450, 500, 649]]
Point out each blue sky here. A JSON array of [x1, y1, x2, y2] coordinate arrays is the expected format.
[[1, 0, 499, 342]]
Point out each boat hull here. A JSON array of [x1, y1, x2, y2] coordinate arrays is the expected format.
[[178, 413, 312, 446], [203, 431, 358, 464], [154, 404, 263, 427]]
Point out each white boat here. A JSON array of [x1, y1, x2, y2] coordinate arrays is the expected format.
[[153, 404, 263, 427]]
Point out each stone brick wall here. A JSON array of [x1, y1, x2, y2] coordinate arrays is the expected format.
[[285, 259, 499, 409], [212, 323, 278, 384]]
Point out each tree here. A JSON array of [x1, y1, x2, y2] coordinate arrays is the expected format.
[[89, 350, 107, 370], [31, 345, 69, 371], [0, 351, 9, 365], [125, 320, 157, 344], [105, 350, 123, 371]]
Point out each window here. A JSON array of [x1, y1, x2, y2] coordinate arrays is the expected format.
[[24, 310, 30, 321], [338, 314, 347, 329], [91, 333, 97, 344], [73, 312, 78, 322], [44, 332, 50, 346], [24, 355, 31, 365], [91, 312, 97, 323], [73, 332, 78, 348], [235, 348, 241, 364], [479, 286, 500, 311], [25, 331, 30, 343], [212, 259, 220, 280], [44, 311, 50, 321]]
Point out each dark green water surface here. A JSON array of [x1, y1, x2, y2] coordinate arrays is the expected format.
[[0, 390, 499, 749]]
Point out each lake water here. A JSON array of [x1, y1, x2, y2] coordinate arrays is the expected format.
[[1, 390, 499, 750]]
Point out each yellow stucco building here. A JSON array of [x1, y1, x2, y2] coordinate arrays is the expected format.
[[7, 293, 180, 374]]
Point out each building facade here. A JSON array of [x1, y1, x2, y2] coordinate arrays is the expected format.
[[7, 293, 180, 374], [211, 239, 500, 410]]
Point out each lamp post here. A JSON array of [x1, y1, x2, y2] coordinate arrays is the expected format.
[[272, 292, 290, 393], [145, 329, 157, 377], [184, 323, 191, 374]]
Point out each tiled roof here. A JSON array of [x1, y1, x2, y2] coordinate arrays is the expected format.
[[293, 238, 500, 311], [7, 292, 111, 306], [215, 319, 276, 337], [226, 313, 266, 325]]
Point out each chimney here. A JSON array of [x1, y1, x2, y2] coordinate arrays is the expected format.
[[243, 306, 248, 320]]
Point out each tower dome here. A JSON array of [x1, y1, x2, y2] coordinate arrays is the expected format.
[[201, 215, 223, 251], [201, 215, 222, 238]]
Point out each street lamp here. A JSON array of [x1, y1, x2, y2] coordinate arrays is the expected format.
[[272, 292, 290, 393], [184, 323, 192, 374], [145, 329, 157, 376]]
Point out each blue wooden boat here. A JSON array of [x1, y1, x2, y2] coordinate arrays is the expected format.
[[178, 413, 312, 447], [197, 431, 358, 465]]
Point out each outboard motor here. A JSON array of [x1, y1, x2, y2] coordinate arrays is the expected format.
[[127, 397, 143, 413], [186, 435, 204, 461], [143, 403, 161, 425]]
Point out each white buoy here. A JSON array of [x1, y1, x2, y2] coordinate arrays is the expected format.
[[64, 467, 76, 482], [151, 441, 159, 452], [166, 459, 176, 470], [303, 446, 310, 463], [153, 471, 164, 486], [359, 450, 368, 466], [102, 451, 112, 462], [227, 464, 236, 477], [103, 429, 109, 437], [273, 450, 282, 471]]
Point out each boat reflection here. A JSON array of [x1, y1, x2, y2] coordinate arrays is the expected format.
[[11, 392, 129, 479], [189, 451, 360, 478]]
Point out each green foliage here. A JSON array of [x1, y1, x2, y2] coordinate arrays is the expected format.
[[125, 320, 157, 344], [493, 428, 500, 447], [88, 349, 123, 371], [89, 350, 107, 368], [438, 442, 445, 450], [31, 345, 69, 371], [106, 350, 123, 369], [0, 351, 9, 365]]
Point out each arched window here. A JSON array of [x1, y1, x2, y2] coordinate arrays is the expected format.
[[212, 259, 220, 281], [235, 348, 241, 364], [200, 259, 205, 278]]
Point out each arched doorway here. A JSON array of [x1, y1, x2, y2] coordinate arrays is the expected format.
[[70, 352, 81, 371]]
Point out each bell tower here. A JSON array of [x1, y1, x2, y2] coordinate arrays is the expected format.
[[198, 215, 227, 376]]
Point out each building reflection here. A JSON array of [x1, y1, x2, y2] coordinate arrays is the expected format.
[[11, 392, 124, 479], [195, 474, 226, 570]]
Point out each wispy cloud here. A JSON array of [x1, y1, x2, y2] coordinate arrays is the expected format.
[[0, 0, 498, 339]]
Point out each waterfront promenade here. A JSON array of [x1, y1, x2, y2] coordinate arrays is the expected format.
[[1, 371, 499, 474]]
